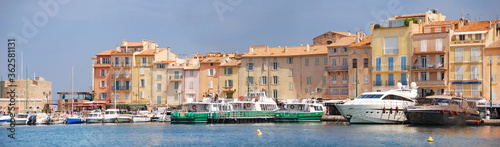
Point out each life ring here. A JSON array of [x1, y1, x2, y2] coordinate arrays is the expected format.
[[257, 96, 260, 101], [246, 103, 251, 107], [192, 105, 197, 110], [234, 104, 238, 108], [300, 98, 303, 102], [239, 96, 244, 101], [290, 105, 295, 109]]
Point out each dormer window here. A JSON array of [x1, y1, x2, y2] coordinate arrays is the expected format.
[[327, 41, 332, 44]]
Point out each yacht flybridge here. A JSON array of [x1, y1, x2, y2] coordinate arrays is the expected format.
[[336, 82, 418, 124]]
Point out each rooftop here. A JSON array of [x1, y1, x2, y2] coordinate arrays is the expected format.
[[487, 39, 500, 49], [393, 13, 426, 19], [201, 57, 225, 63], [96, 49, 115, 56], [455, 20, 497, 32], [242, 44, 330, 57], [137, 49, 165, 55], [220, 60, 241, 67], [348, 36, 371, 48], [425, 20, 460, 26]]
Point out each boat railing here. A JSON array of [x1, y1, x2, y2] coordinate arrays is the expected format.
[[351, 101, 414, 109], [209, 110, 275, 119]]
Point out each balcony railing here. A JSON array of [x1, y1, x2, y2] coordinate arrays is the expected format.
[[373, 80, 406, 86], [413, 48, 446, 55], [111, 62, 132, 67], [111, 86, 132, 91], [411, 64, 445, 70], [325, 65, 348, 71], [169, 75, 183, 80], [111, 74, 131, 79], [451, 39, 484, 45], [414, 80, 446, 87], [372, 65, 408, 72]]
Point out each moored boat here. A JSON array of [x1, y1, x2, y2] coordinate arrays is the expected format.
[[405, 95, 482, 125], [336, 82, 418, 124], [170, 97, 219, 124], [103, 109, 119, 123], [14, 113, 29, 125], [275, 98, 325, 122], [66, 115, 85, 124], [117, 114, 132, 123], [87, 111, 104, 123], [0, 115, 11, 125], [132, 111, 152, 123]]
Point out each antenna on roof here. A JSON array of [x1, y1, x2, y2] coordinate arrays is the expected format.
[[461, 6, 464, 19]]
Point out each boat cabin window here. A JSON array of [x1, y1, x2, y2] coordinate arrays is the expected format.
[[357, 94, 384, 99], [313, 106, 323, 111], [298, 105, 304, 110], [382, 95, 413, 102]]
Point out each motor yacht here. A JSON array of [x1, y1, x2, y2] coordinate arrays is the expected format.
[[103, 109, 119, 123]]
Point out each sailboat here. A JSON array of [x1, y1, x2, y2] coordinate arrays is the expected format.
[[66, 66, 84, 124]]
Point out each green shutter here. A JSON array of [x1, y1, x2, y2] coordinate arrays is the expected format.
[[277, 62, 280, 69]]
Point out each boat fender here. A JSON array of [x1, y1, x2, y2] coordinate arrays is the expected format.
[[464, 110, 467, 115], [257, 96, 260, 101], [383, 107, 386, 113], [390, 108, 393, 114], [396, 106, 399, 113], [442, 110, 445, 114], [192, 105, 197, 110], [450, 111, 453, 116], [239, 96, 244, 101], [290, 105, 295, 109], [455, 111, 459, 115], [234, 104, 238, 108], [300, 98, 303, 102], [246, 103, 251, 108]]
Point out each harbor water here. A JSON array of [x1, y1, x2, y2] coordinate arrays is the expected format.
[[1, 122, 499, 146]]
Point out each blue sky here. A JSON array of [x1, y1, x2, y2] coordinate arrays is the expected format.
[[0, 0, 498, 99]]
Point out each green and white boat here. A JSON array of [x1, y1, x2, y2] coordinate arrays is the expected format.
[[171, 97, 232, 124], [275, 98, 325, 122], [217, 91, 278, 122]]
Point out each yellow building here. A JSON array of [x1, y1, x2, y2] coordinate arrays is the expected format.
[[485, 39, 500, 103], [449, 20, 499, 99], [218, 58, 241, 99], [240, 44, 329, 101], [199, 54, 225, 101]]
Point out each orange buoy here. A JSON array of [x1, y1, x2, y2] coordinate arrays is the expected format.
[[442, 110, 445, 114], [383, 107, 386, 113], [239, 96, 244, 101], [396, 106, 399, 113], [450, 111, 453, 115], [476, 121, 480, 125], [464, 110, 467, 115], [390, 108, 393, 114], [456, 111, 459, 115], [257, 96, 260, 101]]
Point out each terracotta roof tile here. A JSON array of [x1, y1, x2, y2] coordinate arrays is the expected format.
[[455, 21, 495, 32], [425, 20, 460, 26], [201, 57, 225, 63], [137, 49, 165, 55], [348, 36, 371, 48], [487, 39, 500, 49], [155, 61, 175, 64], [96, 49, 115, 56], [220, 60, 241, 67], [313, 31, 355, 39], [123, 42, 142, 46], [328, 36, 357, 47], [242, 44, 331, 57]]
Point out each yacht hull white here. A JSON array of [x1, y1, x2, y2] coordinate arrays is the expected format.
[[103, 118, 117, 123], [336, 103, 409, 124], [87, 118, 103, 123], [117, 116, 132, 123], [132, 116, 150, 123]]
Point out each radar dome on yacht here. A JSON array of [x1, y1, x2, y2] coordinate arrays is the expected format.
[[410, 82, 417, 89], [396, 82, 402, 89]]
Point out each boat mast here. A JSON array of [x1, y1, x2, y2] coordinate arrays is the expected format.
[[71, 66, 74, 113]]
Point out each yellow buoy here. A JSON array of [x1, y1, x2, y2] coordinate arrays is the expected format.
[[257, 129, 262, 136], [427, 136, 434, 142]]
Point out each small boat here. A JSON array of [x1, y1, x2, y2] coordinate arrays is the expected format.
[[405, 95, 482, 125], [132, 111, 151, 123], [66, 115, 85, 124], [0, 115, 11, 125], [103, 109, 119, 123], [171, 96, 232, 124], [87, 111, 104, 123], [34, 113, 49, 125], [336, 82, 418, 124], [117, 114, 132, 123], [275, 98, 325, 122], [51, 114, 66, 124], [14, 113, 29, 125]]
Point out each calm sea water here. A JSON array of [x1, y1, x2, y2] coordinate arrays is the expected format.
[[1, 122, 499, 146]]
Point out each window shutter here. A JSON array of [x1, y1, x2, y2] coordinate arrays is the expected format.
[[277, 77, 279, 84], [259, 76, 262, 84], [426, 55, 430, 67], [421, 40, 427, 52], [246, 63, 249, 70], [437, 71, 441, 80], [99, 93, 102, 99], [426, 72, 430, 81], [435, 55, 440, 67], [225, 80, 228, 87], [418, 72, 421, 81], [277, 62, 280, 69]]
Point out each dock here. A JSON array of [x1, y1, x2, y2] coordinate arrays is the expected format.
[[321, 115, 347, 121]]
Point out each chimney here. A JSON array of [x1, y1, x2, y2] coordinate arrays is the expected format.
[[306, 43, 310, 51], [300, 43, 303, 46], [248, 47, 254, 53], [116, 44, 120, 51], [123, 40, 128, 52], [355, 31, 363, 43], [167, 47, 171, 61], [266, 45, 270, 52], [155, 44, 159, 53], [284, 46, 288, 52]]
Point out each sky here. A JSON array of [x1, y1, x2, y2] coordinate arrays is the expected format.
[[0, 0, 498, 100]]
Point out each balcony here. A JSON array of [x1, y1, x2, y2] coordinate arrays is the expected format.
[[413, 48, 446, 55], [414, 80, 446, 87], [326, 66, 348, 72], [111, 74, 131, 79], [448, 90, 483, 99], [323, 89, 349, 100], [373, 80, 406, 86], [111, 62, 132, 67], [372, 65, 408, 72], [411, 64, 445, 71], [112, 86, 131, 91], [169, 75, 183, 81], [451, 39, 484, 45]]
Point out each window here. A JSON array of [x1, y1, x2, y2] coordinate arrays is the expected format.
[[342, 74, 347, 85], [317, 88, 322, 93], [490, 55, 493, 63], [125, 57, 131, 66], [287, 58, 293, 64], [157, 75, 162, 80], [420, 72, 427, 81], [100, 70, 107, 76], [305, 89, 308, 93], [125, 69, 129, 78], [248, 77, 254, 85], [401, 56, 407, 70], [388, 57, 394, 71], [174, 94, 178, 100], [101, 93, 107, 99], [189, 81, 194, 89], [342, 58, 348, 70], [471, 65, 479, 80], [332, 75, 337, 85], [209, 81, 213, 88], [289, 68, 294, 76], [332, 59, 336, 66], [272, 62, 279, 70], [124, 81, 131, 90], [364, 58, 369, 68], [471, 48, 479, 62], [384, 37, 399, 54], [226, 80, 233, 87], [249, 58, 252, 61], [140, 79, 146, 87], [141, 58, 148, 66], [364, 74, 368, 84], [332, 89, 337, 95], [174, 82, 179, 89], [289, 82, 294, 90], [322, 76, 326, 84], [261, 76, 268, 84], [247, 63, 254, 70], [434, 27, 442, 33], [140, 68, 145, 75], [455, 84, 463, 93], [208, 69, 215, 76], [210, 63, 213, 66], [388, 74, 394, 86], [342, 89, 348, 95], [225, 67, 233, 75], [333, 48, 337, 53], [190, 71, 194, 76], [353, 49, 357, 54], [364, 49, 368, 53], [436, 39, 442, 51], [273, 57, 277, 61], [273, 90, 279, 99], [471, 84, 479, 96], [352, 75, 357, 84], [376, 57, 381, 71], [125, 93, 129, 99], [157, 96, 161, 104], [102, 58, 110, 64], [273, 76, 279, 84], [315, 58, 319, 65], [475, 34, 482, 40], [401, 73, 407, 85], [455, 48, 463, 62], [157, 83, 161, 91], [157, 64, 165, 69], [324, 58, 328, 65], [343, 47, 348, 53], [421, 39, 427, 52], [262, 58, 266, 61], [459, 35, 465, 41], [115, 69, 119, 79], [352, 59, 357, 68], [307, 77, 312, 84], [140, 91, 144, 98], [305, 58, 309, 66], [100, 81, 107, 87], [455, 66, 463, 80]]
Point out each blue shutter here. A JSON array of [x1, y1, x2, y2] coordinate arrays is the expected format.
[[376, 57, 381, 71], [388, 74, 394, 85], [401, 56, 407, 70], [388, 57, 394, 71], [401, 73, 407, 85], [99, 93, 102, 99], [376, 74, 381, 86]]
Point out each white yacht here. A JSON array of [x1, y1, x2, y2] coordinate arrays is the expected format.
[[132, 111, 152, 123], [87, 111, 104, 123], [117, 114, 132, 123], [103, 109, 119, 123], [14, 113, 29, 125], [336, 82, 418, 124]]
